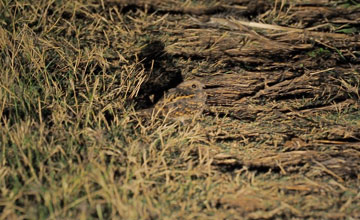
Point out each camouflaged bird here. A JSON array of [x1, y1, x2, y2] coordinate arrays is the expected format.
[[138, 80, 207, 121]]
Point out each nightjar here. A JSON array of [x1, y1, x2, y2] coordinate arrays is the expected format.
[[138, 80, 206, 121]]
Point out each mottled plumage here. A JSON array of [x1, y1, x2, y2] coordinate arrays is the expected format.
[[138, 80, 206, 121]]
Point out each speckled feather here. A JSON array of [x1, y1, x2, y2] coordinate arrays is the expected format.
[[138, 80, 206, 120]]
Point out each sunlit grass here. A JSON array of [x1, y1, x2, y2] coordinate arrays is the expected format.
[[0, 0, 359, 219]]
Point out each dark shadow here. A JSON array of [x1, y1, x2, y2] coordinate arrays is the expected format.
[[133, 40, 183, 110]]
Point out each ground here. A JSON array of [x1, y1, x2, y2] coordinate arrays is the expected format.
[[0, 0, 359, 219]]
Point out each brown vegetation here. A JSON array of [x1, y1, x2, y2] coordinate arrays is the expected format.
[[0, 0, 359, 219]]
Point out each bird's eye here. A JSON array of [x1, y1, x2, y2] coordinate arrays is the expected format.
[[192, 84, 197, 89]]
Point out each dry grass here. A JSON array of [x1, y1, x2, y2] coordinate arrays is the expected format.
[[0, 0, 359, 219]]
